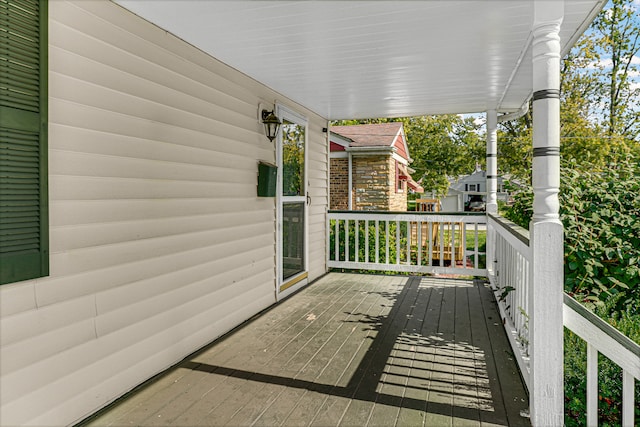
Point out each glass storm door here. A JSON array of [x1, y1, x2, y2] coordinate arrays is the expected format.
[[277, 107, 308, 293]]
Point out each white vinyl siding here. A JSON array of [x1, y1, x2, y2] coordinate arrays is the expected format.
[[307, 119, 329, 280], [0, 1, 328, 425]]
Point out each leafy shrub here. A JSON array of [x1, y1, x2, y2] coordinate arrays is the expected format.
[[505, 158, 640, 425], [504, 158, 640, 312]]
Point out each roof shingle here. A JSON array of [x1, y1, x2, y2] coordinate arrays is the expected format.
[[331, 123, 403, 148]]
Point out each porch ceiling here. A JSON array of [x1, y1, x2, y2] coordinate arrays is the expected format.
[[114, 0, 604, 120]]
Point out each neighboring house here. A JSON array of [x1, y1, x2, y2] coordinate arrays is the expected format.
[[440, 168, 509, 212], [330, 123, 423, 211], [449, 167, 502, 194]]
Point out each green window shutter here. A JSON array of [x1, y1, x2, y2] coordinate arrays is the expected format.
[[0, 0, 48, 284]]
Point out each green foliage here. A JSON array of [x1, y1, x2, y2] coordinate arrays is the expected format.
[[502, 184, 533, 230], [562, 159, 640, 309], [505, 157, 640, 312], [403, 115, 485, 196], [282, 122, 305, 196], [498, 0, 640, 182], [497, 112, 533, 181]]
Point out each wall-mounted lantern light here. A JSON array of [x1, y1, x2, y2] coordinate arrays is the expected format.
[[261, 109, 281, 142]]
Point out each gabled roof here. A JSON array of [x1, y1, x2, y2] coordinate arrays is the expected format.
[[331, 123, 411, 161], [331, 123, 403, 148]]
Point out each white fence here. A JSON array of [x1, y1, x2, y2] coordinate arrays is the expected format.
[[327, 211, 487, 276], [486, 214, 532, 387], [486, 214, 638, 426], [564, 294, 639, 427]]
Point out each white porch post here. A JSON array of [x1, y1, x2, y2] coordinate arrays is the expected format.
[[486, 109, 498, 214], [529, 2, 564, 426]]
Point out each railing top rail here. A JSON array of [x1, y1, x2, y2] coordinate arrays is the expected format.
[[488, 213, 530, 246], [329, 210, 486, 217], [564, 293, 640, 361]]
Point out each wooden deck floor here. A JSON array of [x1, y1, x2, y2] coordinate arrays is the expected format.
[[81, 273, 530, 427]]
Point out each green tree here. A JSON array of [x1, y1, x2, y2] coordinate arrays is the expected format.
[[498, 0, 640, 181], [497, 112, 533, 181], [403, 115, 485, 196], [592, 0, 640, 138]]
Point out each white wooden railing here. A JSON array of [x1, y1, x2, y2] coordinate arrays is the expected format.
[[486, 214, 638, 426], [328, 211, 638, 425], [486, 214, 532, 387], [564, 294, 639, 427], [327, 211, 487, 276]]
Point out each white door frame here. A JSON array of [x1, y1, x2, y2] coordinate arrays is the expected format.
[[275, 104, 309, 300]]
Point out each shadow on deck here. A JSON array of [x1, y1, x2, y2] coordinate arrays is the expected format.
[[81, 273, 530, 426]]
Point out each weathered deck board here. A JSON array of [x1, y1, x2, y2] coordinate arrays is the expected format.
[[81, 273, 530, 427]]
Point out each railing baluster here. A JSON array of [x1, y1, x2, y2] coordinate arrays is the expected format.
[[365, 219, 369, 263], [586, 343, 598, 427], [439, 222, 445, 266], [405, 221, 410, 266], [474, 222, 479, 269], [334, 219, 339, 261], [355, 219, 359, 263], [514, 249, 520, 329], [375, 220, 379, 264], [450, 222, 455, 267], [417, 221, 422, 266], [462, 223, 468, 269], [510, 245, 514, 316], [428, 220, 433, 266], [396, 220, 400, 265], [385, 220, 390, 264], [345, 219, 349, 262], [622, 370, 635, 427], [525, 256, 530, 355]]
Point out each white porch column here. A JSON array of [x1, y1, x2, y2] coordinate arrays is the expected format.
[[486, 109, 498, 214], [529, 2, 564, 426]]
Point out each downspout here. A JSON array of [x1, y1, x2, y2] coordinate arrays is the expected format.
[[348, 152, 353, 210]]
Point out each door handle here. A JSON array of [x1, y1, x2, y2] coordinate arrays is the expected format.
[[306, 192, 311, 205]]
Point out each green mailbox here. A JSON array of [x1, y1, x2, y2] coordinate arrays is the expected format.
[[257, 161, 277, 197]]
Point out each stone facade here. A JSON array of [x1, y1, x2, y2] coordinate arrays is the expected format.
[[346, 155, 407, 211]]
